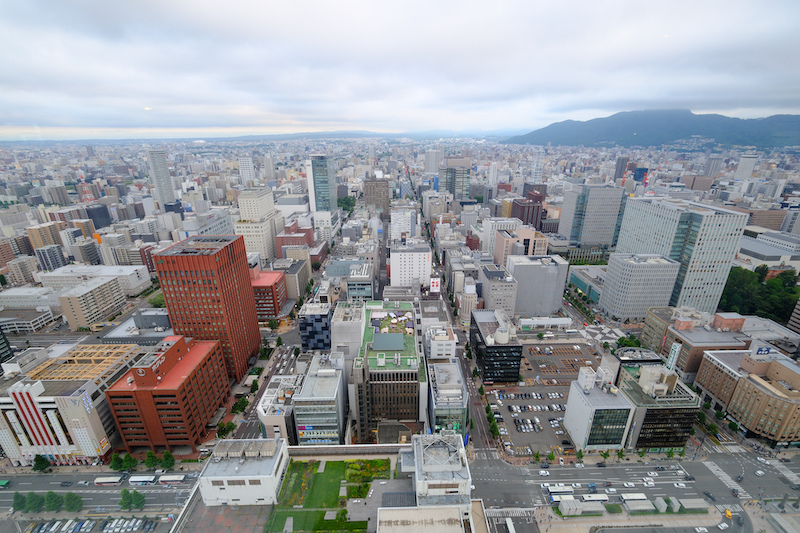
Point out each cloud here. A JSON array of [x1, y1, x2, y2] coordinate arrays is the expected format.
[[1, 0, 799, 139]]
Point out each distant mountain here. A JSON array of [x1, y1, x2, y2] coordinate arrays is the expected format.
[[502, 110, 800, 148]]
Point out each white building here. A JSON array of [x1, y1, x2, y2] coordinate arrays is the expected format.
[[391, 208, 417, 240], [616, 198, 748, 313], [312, 210, 341, 243], [389, 240, 432, 288], [505, 255, 568, 318], [477, 217, 519, 254], [425, 327, 458, 359], [146, 150, 176, 207], [403, 432, 472, 517], [559, 184, 626, 246], [598, 254, 681, 323], [40, 264, 152, 296], [179, 209, 235, 239], [238, 156, 256, 184], [198, 438, 289, 506], [0, 287, 64, 309]]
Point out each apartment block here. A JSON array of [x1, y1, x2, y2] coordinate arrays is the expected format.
[[59, 276, 126, 330]]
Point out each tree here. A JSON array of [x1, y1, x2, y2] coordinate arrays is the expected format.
[[489, 421, 499, 438], [678, 448, 686, 458], [122, 453, 138, 471], [478, 385, 484, 396], [250, 380, 260, 394], [703, 402, 711, 410], [638, 449, 646, 458], [312, 261, 321, 271], [289, 310, 296, 321], [131, 490, 146, 510], [755, 264, 769, 283], [537, 332, 544, 339], [148, 293, 165, 308], [25, 492, 44, 513], [231, 397, 250, 413], [715, 410, 725, 420], [45, 491, 64, 512], [617, 449, 625, 461], [470, 418, 474, 430], [533, 451, 541, 462], [161, 450, 175, 470], [268, 319, 279, 330], [707, 423, 719, 436], [690, 427, 696, 436], [336, 508, 348, 522], [547, 451, 555, 462], [119, 489, 132, 510], [600, 450, 610, 462], [13, 491, 25, 511], [602, 341, 610, 351], [32, 454, 51, 473], [472, 367, 479, 378], [144, 451, 160, 470], [697, 411, 707, 425], [666, 449, 674, 459], [276, 337, 283, 347], [728, 421, 739, 432], [109, 453, 124, 471], [576, 449, 584, 462], [294, 347, 300, 357]]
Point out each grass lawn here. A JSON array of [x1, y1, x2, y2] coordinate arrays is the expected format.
[[307, 461, 346, 508], [345, 459, 390, 483], [279, 461, 316, 506], [266, 510, 367, 533], [605, 503, 622, 514]]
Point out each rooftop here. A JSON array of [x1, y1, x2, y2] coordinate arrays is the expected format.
[[59, 276, 119, 296], [739, 236, 800, 260], [669, 324, 750, 347], [157, 235, 239, 256], [570, 380, 634, 409], [202, 438, 284, 478], [26, 344, 141, 383], [619, 367, 700, 408], [257, 374, 303, 417], [332, 302, 364, 322], [250, 270, 285, 288], [294, 354, 342, 401], [377, 507, 465, 533], [359, 300, 420, 373], [40, 264, 147, 277]]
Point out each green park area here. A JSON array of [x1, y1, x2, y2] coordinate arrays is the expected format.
[[264, 458, 390, 533]]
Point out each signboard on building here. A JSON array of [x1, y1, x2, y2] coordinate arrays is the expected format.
[[430, 278, 441, 293], [666, 342, 681, 370]]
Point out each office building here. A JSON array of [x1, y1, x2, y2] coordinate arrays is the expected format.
[[616, 198, 748, 313], [7, 256, 38, 285], [505, 255, 568, 318], [256, 374, 302, 444], [198, 438, 288, 507], [734, 154, 758, 179], [363, 178, 391, 219], [427, 360, 468, 435], [477, 265, 517, 319], [563, 367, 634, 451], [156, 236, 261, 381], [695, 347, 800, 447], [58, 228, 83, 257], [598, 254, 680, 323], [424, 326, 458, 360], [40, 264, 152, 296], [306, 155, 336, 213], [493, 227, 549, 270], [147, 149, 176, 207], [235, 188, 283, 263], [440, 156, 471, 200], [272, 258, 309, 301], [238, 156, 256, 183], [298, 302, 332, 350], [0, 343, 143, 466], [477, 217, 520, 255], [351, 301, 426, 443], [424, 149, 443, 174], [614, 156, 629, 181], [559, 184, 626, 247], [34, 244, 67, 272], [390, 208, 417, 240], [59, 276, 126, 330], [84, 204, 112, 230], [106, 336, 230, 453], [293, 354, 347, 445], [389, 240, 432, 288], [312, 209, 340, 243], [510, 196, 545, 229], [251, 270, 289, 322], [346, 263, 376, 301], [26, 221, 67, 250], [470, 309, 522, 383]]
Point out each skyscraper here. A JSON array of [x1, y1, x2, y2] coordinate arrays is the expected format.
[[155, 236, 261, 381], [616, 198, 748, 313], [440, 156, 471, 200], [614, 156, 629, 181], [238, 156, 256, 184], [305, 155, 336, 212], [559, 184, 627, 247], [147, 149, 176, 207]]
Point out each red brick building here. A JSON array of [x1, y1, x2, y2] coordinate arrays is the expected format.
[[274, 220, 314, 258], [155, 235, 261, 381], [106, 336, 230, 453], [251, 270, 288, 322]]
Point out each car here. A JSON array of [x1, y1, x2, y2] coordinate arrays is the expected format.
[[780, 458, 791, 463], [538, 470, 550, 476], [704, 491, 717, 502], [647, 471, 659, 476], [732, 489, 739, 497], [674, 482, 686, 488], [597, 462, 607, 467], [643, 477, 654, 482], [603, 481, 613, 487], [60, 481, 72, 487], [790, 484, 800, 490], [575, 463, 585, 468], [605, 488, 617, 494], [736, 475, 743, 482], [78, 480, 90, 486], [623, 482, 636, 488], [736, 516, 744, 526], [644, 482, 655, 488], [685, 475, 696, 481], [571, 483, 582, 488], [718, 523, 729, 530], [541, 463, 549, 469], [695, 528, 708, 533], [470, 484, 475, 490], [757, 456, 767, 463], [755, 470, 765, 477]]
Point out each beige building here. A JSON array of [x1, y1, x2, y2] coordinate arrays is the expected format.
[[7, 255, 39, 285], [26, 221, 67, 250], [59, 276, 126, 330], [492, 226, 548, 268]]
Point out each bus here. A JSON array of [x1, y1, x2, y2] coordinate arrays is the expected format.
[[546, 485, 574, 495], [550, 494, 575, 503], [505, 517, 516, 533], [0, 480, 10, 490], [158, 475, 186, 485], [94, 476, 124, 486], [581, 494, 609, 502], [620, 493, 648, 501], [128, 475, 157, 486]]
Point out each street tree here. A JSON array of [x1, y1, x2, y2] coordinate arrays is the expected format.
[[109, 453, 123, 471], [576, 449, 584, 462], [600, 450, 610, 462], [276, 337, 283, 347], [145, 451, 159, 470], [119, 489, 132, 510], [131, 490, 146, 510], [25, 492, 44, 513], [617, 449, 625, 461], [161, 450, 175, 470], [13, 492, 25, 511], [250, 380, 260, 393], [122, 453, 138, 471], [45, 491, 63, 512], [32, 454, 50, 473]]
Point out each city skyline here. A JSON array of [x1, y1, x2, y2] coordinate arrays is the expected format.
[[1, 1, 799, 141]]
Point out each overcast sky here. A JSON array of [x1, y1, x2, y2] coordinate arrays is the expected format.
[[1, 0, 798, 141]]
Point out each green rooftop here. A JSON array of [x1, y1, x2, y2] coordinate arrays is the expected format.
[[360, 301, 420, 373]]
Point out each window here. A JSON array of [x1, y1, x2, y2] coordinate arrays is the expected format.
[[227, 479, 246, 486]]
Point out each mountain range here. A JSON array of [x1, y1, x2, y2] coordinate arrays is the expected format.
[[502, 110, 800, 149]]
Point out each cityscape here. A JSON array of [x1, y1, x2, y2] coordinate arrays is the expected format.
[[2, 2, 800, 533]]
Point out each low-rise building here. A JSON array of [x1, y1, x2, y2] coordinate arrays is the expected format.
[[298, 302, 332, 350], [256, 374, 302, 444], [425, 327, 458, 360], [470, 309, 522, 383], [293, 353, 347, 445], [59, 276, 126, 330], [198, 438, 289, 506], [40, 264, 152, 296]]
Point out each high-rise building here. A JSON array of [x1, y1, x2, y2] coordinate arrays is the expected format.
[[363, 179, 391, 219], [7, 256, 38, 285], [477, 265, 517, 319], [559, 184, 627, 247], [492, 227, 548, 267], [614, 156, 629, 181], [147, 149, 176, 207], [235, 188, 282, 264], [598, 254, 680, 323], [298, 302, 332, 351], [251, 270, 288, 322], [510, 195, 545, 229], [238, 156, 256, 184], [424, 150, 442, 174], [34, 244, 67, 272], [72, 239, 102, 265], [389, 240, 432, 288], [616, 198, 748, 313], [305, 155, 336, 213], [390, 208, 416, 240], [505, 255, 569, 318], [440, 156, 471, 200], [84, 204, 112, 230], [155, 236, 261, 381], [704, 155, 723, 178], [106, 336, 230, 453], [734, 154, 758, 180], [59, 276, 127, 330], [26, 221, 67, 250]]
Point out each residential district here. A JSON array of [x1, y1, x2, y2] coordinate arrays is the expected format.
[[0, 140, 798, 533]]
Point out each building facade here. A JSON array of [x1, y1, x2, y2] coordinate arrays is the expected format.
[[251, 270, 289, 322], [559, 184, 626, 247], [598, 254, 680, 323], [298, 302, 332, 350], [505, 255, 569, 318], [470, 310, 522, 383]]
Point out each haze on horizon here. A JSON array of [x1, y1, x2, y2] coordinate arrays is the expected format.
[[1, 0, 798, 142]]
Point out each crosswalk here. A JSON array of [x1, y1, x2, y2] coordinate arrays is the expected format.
[[485, 508, 534, 517], [769, 460, 800, 484], [703, 461, 751, 498], [716, 503, 744, 513]]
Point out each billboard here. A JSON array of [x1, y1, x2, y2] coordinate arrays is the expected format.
[[430, 278, 441, 293]]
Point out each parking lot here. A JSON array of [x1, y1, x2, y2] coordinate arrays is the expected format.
[[486, 341, 602, 459]]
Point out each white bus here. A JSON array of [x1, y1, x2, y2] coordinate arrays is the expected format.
[[581, 494, 609, 502], [547, 485, 574, 495], [620, 493, 648, 501], [505, 517, 516, 533], [94, 476, 123, 486], [158, 474, 186, 485], [550, 494, 575, 503], [128, 475, 157, 486]]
